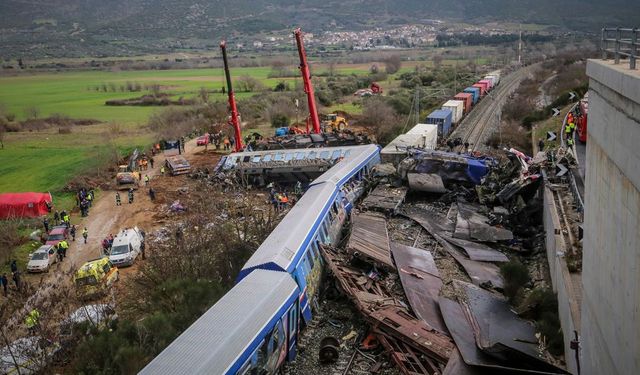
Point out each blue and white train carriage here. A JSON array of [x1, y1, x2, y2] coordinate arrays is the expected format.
[[140, 144, 380, 375]]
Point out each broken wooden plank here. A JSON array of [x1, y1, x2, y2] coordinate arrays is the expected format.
[[368, 305, 454, 364], [390, 241, 449, 334], [347, 212, 394, 269]]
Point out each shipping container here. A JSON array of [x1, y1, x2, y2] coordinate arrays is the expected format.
[[479, 79, 492, 91], [454, 93, 473, 114], [464, 87, 480, 104], [442, 100, 464, 124], [425, 109, 453, 137], [473, 83, 487, 96], [488, 70, 501, 85], [483, 76, 496, 88], [381, 123, 438, 164]]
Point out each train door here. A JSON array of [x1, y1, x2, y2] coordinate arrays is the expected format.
[[287, 301, 299, 361]]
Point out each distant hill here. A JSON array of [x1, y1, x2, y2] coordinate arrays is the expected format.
[[1, 0, 638, 58]]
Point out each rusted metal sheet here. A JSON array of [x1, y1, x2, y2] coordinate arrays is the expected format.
[[439, 297, 565, 374], [441, 235, 509, 263], [378, 334, 442, 375], [454, 203, 513, 242], [402, 206, 455, 234], [458, 281, 569, 374], [347, 212, 394, 269], [442, 349, 486, 375], [444, 244, 504, 290], [390, 242, 449, 334], [368, 305, 454, 364], [362, 184, 408, 213]]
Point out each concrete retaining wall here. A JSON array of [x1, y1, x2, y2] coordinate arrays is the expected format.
[[542, 186, 580, 375]]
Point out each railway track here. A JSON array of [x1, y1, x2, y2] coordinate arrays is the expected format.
[[449, 64, 535, 151]]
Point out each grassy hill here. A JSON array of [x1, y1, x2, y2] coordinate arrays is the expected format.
[[1, 0, 638, 59]]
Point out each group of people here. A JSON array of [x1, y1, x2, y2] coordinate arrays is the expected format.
[[54, 238, 69, 262], [138, 156, 154, 170], [76, 188, 95, 217], [565, 112, 577, 147], [209, 131, 235, 151], [101, 234, 115, 255], [268, 185, 291, 211], [2, 260, 22, 297]]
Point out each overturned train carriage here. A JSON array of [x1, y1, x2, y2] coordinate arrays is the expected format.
[[141, 144, 381, 375]]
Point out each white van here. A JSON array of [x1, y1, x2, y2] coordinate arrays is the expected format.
[[108, 227, 144, 267]]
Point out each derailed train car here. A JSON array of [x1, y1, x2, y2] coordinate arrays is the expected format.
[[140, 144, 381, 375]]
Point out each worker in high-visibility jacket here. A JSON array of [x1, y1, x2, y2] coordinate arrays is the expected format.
[[25, 308, 40, 333]]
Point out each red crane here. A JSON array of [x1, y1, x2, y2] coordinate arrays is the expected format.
[[294, 28, 321, 134], [220, 40, 244, 152]]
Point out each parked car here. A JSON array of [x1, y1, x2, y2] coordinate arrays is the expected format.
[[196, 133, 210, 146], [27, 245, 57, 273], [108, 227, 144, 267], [45, 226, 68, 246]]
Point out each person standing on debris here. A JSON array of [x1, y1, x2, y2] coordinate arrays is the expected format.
[[82, 227, 88, 244], [128, 188, 134, 204], [25, 309, 40, 334], [0, 274, 8, 297], [149, 188, 156, 202], [464, 142, 470, 153], [70, 225, 77, 241], [54, 210, 60, 225], [538, 138, 545, 152], [115, 192, 121, 206], [43, 217, 50, 233], [144, 175, 150, 186]]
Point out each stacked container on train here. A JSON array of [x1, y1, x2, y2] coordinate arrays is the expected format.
[[425, 69, 501, 138]]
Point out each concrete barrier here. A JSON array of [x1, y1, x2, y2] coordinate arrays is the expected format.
[[543, 185, 581, 374]]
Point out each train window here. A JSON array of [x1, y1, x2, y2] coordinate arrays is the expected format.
[[284, 153, 294, 161], [344, 150, 351, 157], [274, 153, 283, 161], [320, 150, 330, 159], [306, 251, 314, 269], [311, 241, 319, 259], [263, 154, 273, 162], [243, 155, 251, 163], [332, 202, 339, 215], [295, 152, 305, 160], [252, 155, 261, 163], [289, 306, 297, 337], [331, 150, 341, 160], [308, 151, 317, 160]]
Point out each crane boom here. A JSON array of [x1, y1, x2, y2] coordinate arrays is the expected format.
[[220, 40, 244, 152], [294, 28, 321, 134]]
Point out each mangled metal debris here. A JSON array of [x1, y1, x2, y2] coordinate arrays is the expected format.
[[390, 242, 448, 334], [378, 334, 443, 375], [441, 236, 508, 263], [454, 202, 513, 242], [347, 212, 394, 270], [442, 242, 504, 290], [362, 184, 408, 213]]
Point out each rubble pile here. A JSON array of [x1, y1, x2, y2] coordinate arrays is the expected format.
[[251, 129, 373, 151], [314, 147, 570, 374]]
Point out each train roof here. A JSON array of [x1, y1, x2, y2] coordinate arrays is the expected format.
[[240, 182, 337, 276], [139, 270, 298, 375], [309, 144, 380, 187]]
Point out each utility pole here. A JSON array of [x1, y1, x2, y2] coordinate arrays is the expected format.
[[518, 26, 523, 65]]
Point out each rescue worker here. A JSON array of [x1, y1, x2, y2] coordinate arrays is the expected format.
[[43, 217, 50, 233], [59, 239, 69, 258], [82, 227, 88, 244], [149, 157, 154, 169], [128, 188, 134, 204], [115, 192, 121, 206], [567, 137, 575, 148], [63, 213, 70, 227], [0, 273, 7, 297], [56, 244, 64, 262], [25, 309, 40, 334], [54, 210, 60, 225], [160, 166, 166, 176], [70, 225, 77, 241], [149, 188, 156, 202], [144, 175, 150, 186], [538, 138, 545, 152]]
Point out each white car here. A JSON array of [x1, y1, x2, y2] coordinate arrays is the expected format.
[[108, 227, 144, 267], [26, 245, 57, 273]]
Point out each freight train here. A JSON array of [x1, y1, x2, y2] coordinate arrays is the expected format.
[[425, 70, 502, 137], [139, 144, 381, 375]]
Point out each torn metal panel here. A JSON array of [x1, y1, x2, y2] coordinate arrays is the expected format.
[[443, 349, 486, 375], [441, 235, 509, 263], [444, 244, 504, 290], [390, 242, 449, 334], [407, 173, 448, 193], [439, 297, 566, 375], [347, 212, 394, 269], [362, 184, 408, 213], [368, 305, 454, 364], [455, 202, 513, 242], [378, 334, 442, 375], [459, 281, 568, 373], [402, 206, 455, 234]]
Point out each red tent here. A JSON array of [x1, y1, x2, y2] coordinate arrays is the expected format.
[[0, 192, 52, 219]]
